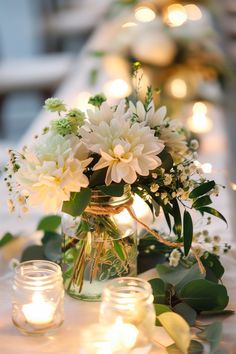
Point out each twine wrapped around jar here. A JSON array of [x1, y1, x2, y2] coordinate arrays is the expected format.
[[85, 197, 205, 274]]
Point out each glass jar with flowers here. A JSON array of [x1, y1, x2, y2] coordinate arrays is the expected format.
[[6, 88, 226, 301]]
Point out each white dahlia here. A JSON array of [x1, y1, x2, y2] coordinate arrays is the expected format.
[[84, 99, 130, 128], [129, 100, 188, 162], [15, 132, 92, 212], [81, 116, 164, 185]]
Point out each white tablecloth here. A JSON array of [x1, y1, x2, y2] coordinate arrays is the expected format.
[[0, 8, 236, 354]]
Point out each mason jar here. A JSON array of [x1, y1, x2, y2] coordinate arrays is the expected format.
[[99, 277, 156, 349], [12, 260, 64, 336], [61, 185, 137, 301]]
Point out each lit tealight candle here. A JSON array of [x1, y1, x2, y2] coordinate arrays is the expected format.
[[22, 292, 55, 326], [109, 316, 139, 351], [187, 102, 213, 134]]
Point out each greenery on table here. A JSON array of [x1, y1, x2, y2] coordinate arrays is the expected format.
[[0, 214, 233, 353]]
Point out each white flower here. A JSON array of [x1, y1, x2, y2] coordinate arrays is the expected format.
[[84, 100, 130, 128], [129, 100, 188, 162], [15, 132, 92, 212], [169, 249, 181, 267], [81, 116, 164, 185], [150, 183, 159, 193], [164, 174, 172, 186]]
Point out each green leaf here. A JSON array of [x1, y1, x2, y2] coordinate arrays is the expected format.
[[0, 232, 14, 248], [156, 264, 191, 286], [197, 322, 222, 353], [154, 304, 172, 326], [162, 205, 172, 231], [99, 183, 124, 197], [21, 245, 46, 262], [62, 188, 92, 217], [183, 211, 193, 256], [200, 309, 234, 316], [179, 279, 229, 312], [189, 181, 215, 199], [37, 215, 61, 231], [176, 263, 205, 293], [197, 207, 227, 224], [158, 312, 191, 354], [159, 149, 174, 171], [43, 240, 61, 262], [173, 303, 197, 326], [42, 231, 61, 245], [172, 199, 182, 237], [192, 195, 212, 209], [167, 341, 203, 354], [201, 254, 224, 282], [89, 168, 107, 187], [149, 278, 169, 304], [113, 240, 125, 261]]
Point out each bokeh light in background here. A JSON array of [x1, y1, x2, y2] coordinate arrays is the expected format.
[[187, 102, 213, 134], [134, 6, 156, 23], [184, 4, 202, 21], [103, 79, 131, 99], [168, 78, 188, 99], [75, 92, 93, 112], [166, 4, 187, 27]]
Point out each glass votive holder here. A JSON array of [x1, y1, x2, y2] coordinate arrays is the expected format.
[[12, 260, 64, 336], [99, 277, 156, 350]]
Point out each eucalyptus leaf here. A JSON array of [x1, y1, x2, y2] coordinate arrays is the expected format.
[[21, 245, 46, 262], [183, 210, 193, 256], [43, 239, 61, 262], [189, 181, 215, 199], [99, 183, 125, 197], [167, 341, 203, 354], [176, 263, 204, 293], [157, 264, 190, 286], [197, 207, 227, 224], [158, 312, 191, 354], [154, 304, 172, 326], [0, 232, 14, 248], [149, 278, 169, 304], [62, 188, 91, 217], [37, 215, 61, 232], [179, 279, 229, 312], [197, 322, 222, 353], [42, 231, 61, 245], [173, 303, 197, 326], [201, 254, 224, 282], [192, 195, 212, 209]]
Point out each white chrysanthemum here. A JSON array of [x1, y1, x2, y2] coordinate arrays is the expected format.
[[84, 100, 130, 128], [81, 116, 164, 185], [15, 132, 92, 212], [129, 100, 188, 162]]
